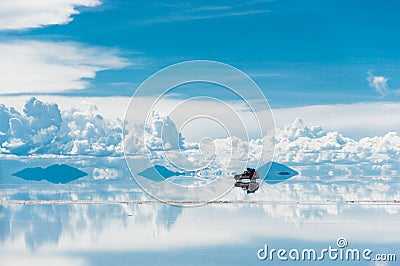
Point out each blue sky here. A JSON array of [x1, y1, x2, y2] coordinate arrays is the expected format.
[[1, 0, 400, 107]]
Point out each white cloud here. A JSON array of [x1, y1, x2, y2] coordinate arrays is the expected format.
[[0, 97, 124, 155], [273, 102, 400, 139], [0, 41, 129, 94], [272, 118, 400, 165], [4, 96, 400, 139], [1, 97, 400, 168], [367, 71, 389, 97], [0, 0, 101, 30]]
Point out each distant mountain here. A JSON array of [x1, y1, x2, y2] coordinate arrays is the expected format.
[[13, 164, 87, 184], [137, 162, 298, 185], [257, 162, 298, 184], [138, 165, 182, 182]]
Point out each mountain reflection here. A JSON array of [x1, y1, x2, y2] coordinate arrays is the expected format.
[[13, 164, 87, 184], [0, 157, 399, 254]]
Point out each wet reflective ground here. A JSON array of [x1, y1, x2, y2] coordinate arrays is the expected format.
[[1, 156, 399, 265]]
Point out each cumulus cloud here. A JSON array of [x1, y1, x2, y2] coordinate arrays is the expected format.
[[208, 118, 400, 166], [0, 41, 129, 94], [5, 96, 399, 140], [273, 118, 400, 164], [273, 102, 400, 139], [145, 112, 184, 151], [1, 98, 62, 154], [0, 98, 123, 155], [1, 98, 400, 167], [0, 98, 185, 156], [0, 0, 101, 30]]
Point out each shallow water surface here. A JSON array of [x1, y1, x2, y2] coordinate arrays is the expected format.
[[1, 156, 399, 265]]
